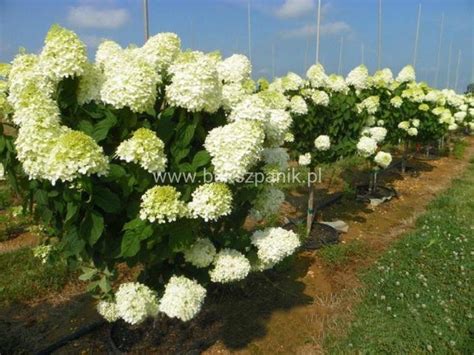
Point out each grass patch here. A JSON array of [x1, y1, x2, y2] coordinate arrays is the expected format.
[[319, 240, 368, 267], [0, 248, 70, 305], [326, 162, 474, 353], [453, 138, 468, 159]]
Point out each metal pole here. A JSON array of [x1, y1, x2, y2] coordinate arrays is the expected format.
[[361, 43, 365, 65], [413, 3, 421, 68], [247, 0, 252, 62], [454, 50, 461, 92], [315, 0, 321, 63], [377, 0, 382, 69], [143, 0, 149, 42], [446, 41, 453, 88], [434, 13, 444, 87], [338, 36, 344, 75]]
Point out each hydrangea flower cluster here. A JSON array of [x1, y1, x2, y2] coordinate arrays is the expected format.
[[166, 51, 222, 113], [398, 120, 419, 136], [390, 96, 403, 108], [326, 74, 349, 93], [116, 128, 167, 174], [97, 300, 120, 322], [183, 238, 217, 268], [357, 136, 378, 157], [204, 120, 265, 183], [209, 249, 251, 283], [364, 126, 387, 143], [357, 96, 380, 114], [396, 65, 416, 83], [114, 282, 160, 325], [265, 109, 293, 147], [306, 63, 328, 88], [250, 227, 301, 270], [311, 90, 330, 106], [250, 187, 285, 220], [314, 135, 331, 151], [139, 32, 181, 73], [188, 183, 233, 221], [346, 65, 369, 90], [159, 276, 207, 322], [372, 68, 393, 87], [289, 95, 308, 115], [217, 54, 251, 84], [298, 153, 311, 166], [139, 185, 188, 223], [261, 147, 289, 172], [281, 72, 305, 92], [374, 151, 393, 169]]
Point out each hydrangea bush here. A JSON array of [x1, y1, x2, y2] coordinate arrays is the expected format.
[[1, 26, 301, 324]]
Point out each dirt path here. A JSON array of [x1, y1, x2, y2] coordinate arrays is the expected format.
[[2, 138, 473, 354]]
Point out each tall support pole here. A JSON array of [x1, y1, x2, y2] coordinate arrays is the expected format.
[[434, 13, 445, 87], [361, 43, 365, 65], [315, 0, 321, 63], [413, 3, 422, 68], [377, 0, 382, 69], [446, 41, 453, 88], [454, 50, 461, 92], [143, 0, 149, 42], [338, 36, 344, 75], [247, 0, 252, 62]]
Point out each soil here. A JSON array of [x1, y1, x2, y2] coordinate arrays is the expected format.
[[1, 137, 473, 354]]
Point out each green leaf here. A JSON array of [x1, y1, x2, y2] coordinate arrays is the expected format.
[[192, 150, 211, 170], [65, 202, 79, 224], [120, 219, 153, 257], [81, 210, 104, 246], [105, 164, 127, 181], [92, 111, 117, 142], [93, 186, 121, 213], [77, 120, 94, 135], [168, 222, 194, 252], [34, 190, 48, 205]]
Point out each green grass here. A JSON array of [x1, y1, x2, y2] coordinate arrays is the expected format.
[[326, 162, 474, 353], [319, 240, 368, 267], [453, 138, 468, 159], [0, 248, 70, 305]]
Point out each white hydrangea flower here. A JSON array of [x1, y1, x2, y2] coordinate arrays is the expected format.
[[374, 151, 392, 169], [314, 135, 331, 151], [217, 54, 251, 83], [221, 83, 249, 111], [116, 128, 167, 174], [377, 120, 385, 126], [298, 152, 311, 166], [448, 123, 458, 131], [95, 40, 123, 70], [183, 238, 217, 268], [418, 103, 430, 111], [97, 300, 120, 322], [261, 147, 289, 171], [257, 90, 290, 110], [204, 120, 265, 183], [357, 96, 380, 114], [77, 62, 104, 105], [372, 68, 393, 87], [407, 127, 418, 136], [289, 95, 308, 115], [284, 132, 295, 143], [346, 65, 369, 90], [398, 121, 410, 130], [250, 187, 285, 221], [139, 32, 181, 73], [228, 95, 268, 122], [38, 25, 87, 82], [139, 185, 188, 223], [424, 91, 439, 103], [454, 111, 466, 122], [46, 130, 109, 185], [411, 119, 420, 128], [100, 50, 160, 113], [250, 227, 300, 270], [12, 87, 60, 128], [390, 96, 403, 108], [311, 90, 330, 106], [188, 183, 233, 221], [264, 109, 293, 146], [166, 51, 222, 113], [357, 136, 378, 157], [326, 74, 348, 93], [159, 276, 206, 322], [115, 282, 159, 325], [281, 72, 304, 91], [209, 249, 251, 283], [396, 65, 416, 83], [368, 127, 387, 143], [306, 63, 327, 88]]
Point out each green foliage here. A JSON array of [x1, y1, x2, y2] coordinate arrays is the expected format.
[[0, 248, 70, 305], [319, 240, 368, 267], [327, 162, 474, 353]]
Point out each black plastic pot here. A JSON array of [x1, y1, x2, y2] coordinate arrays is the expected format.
[[355, 184, 397, 203], [302, 222, 340, 250]]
